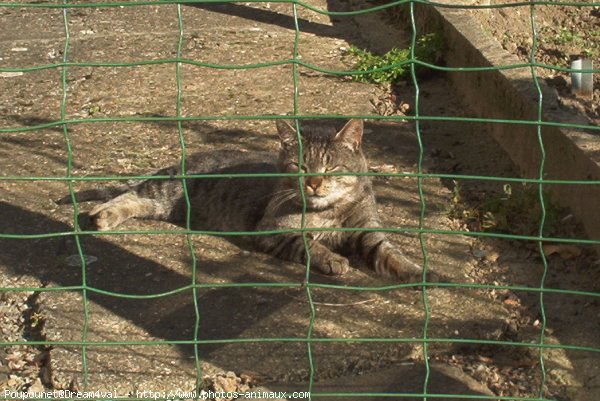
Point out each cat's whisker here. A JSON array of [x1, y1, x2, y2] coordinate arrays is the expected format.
[[269, 188, 297, 198], [268, 189, 295, 203], [266, 191, 299, 213], [256, 188, 297, 212]]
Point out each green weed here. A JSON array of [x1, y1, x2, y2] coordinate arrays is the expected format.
[[348, 33, 443, 85], [555, 28, 584, 45], [447, 182, 564, 236]]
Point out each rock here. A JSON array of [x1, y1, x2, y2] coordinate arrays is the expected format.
[[28, 378, 45, 393]]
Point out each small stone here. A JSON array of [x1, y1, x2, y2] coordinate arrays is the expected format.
[[28, 378, 45, 393], [472, 248, 486, 258], [65, 254, 98, 267]]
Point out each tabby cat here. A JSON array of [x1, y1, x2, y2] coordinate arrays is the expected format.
[[58, 119, 428, 282]]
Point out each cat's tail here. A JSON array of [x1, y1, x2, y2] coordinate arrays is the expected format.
[[55, 183, 135, 205]]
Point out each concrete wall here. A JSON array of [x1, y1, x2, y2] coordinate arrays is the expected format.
[[414, 4, 600, 244]]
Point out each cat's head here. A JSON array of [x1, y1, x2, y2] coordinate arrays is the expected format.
[[276, 119, 369, 210]]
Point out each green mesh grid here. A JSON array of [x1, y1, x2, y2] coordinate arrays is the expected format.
[[1, 1, 600, 400]]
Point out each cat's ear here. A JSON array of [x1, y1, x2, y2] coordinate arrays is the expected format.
[[335, 119, 363, 151], [276, 120, 298, 149]]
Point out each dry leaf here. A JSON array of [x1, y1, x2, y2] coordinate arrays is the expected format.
[[484, 251, 500, 263], [477, 355, 493, 363], [543, 244, 582, 260], [503, 298, 521, 307], [369, 163, 398, 173]]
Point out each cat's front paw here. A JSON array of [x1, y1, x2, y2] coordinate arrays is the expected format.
[[317, 254, 350, 276], [89, 204, 125, 231]]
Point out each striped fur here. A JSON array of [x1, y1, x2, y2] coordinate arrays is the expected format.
[[58, 119, 426, 282]]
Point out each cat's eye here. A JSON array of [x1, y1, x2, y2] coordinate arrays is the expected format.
[[325, 166, 340, 173], [288, 162, 306, 172]]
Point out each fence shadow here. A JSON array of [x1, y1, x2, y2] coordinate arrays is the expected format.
[[0, 201, 301, 371], [185, 1, 407, 54], [0, 197, 515, 393]]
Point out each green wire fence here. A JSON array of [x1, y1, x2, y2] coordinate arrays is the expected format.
[[0, 0, 599, 400]]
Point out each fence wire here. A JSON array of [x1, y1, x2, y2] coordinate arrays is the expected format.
[[0, 1, 599, 401]]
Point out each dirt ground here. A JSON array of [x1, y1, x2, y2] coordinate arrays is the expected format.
[[469, 0, 599, 125], [1, 1, 599, 401]]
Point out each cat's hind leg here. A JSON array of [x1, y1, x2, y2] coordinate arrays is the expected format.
[[89, 192, 166, 231], [350, 230, 433, 283]]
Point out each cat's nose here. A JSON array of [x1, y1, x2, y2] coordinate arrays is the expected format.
[[305, 176, 323, 192]]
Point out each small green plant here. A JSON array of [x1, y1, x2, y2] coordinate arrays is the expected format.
[[86, 104, 101, 116], [554, 28, 584, 46], [447, 182, 564, 236], [582, 47, 598, 59], [349, 46, 411, 84], [541, 26, 599, 59], [446, 180, 481, 226], [348, 33, 443, 85]]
